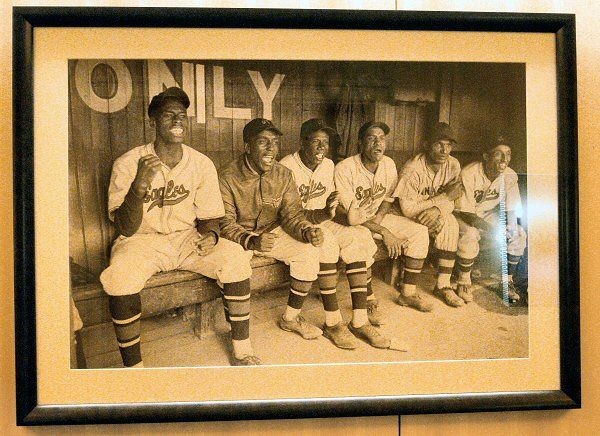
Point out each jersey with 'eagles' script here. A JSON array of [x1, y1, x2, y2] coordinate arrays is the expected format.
[[455, 161, 521, 218], [394, 153, 461, 218], [108, 143, 225, 235], [334, 154, 398, 220], [279, 151, 334, 210]]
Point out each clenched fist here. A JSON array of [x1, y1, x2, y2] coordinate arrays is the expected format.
[[194, 232, 217, 256], [132, 154, 162, 197], [324, 191, 340, 219], [305, 227, 324, 247], [249, 232, 278, 252]]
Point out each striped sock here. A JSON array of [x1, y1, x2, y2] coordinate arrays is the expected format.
[[318, 262, 342, 326], [222, 279, 251, 342], [436, 250, 457, 289], [284, 277, 313, 321], [457, 256, 475, 285], [401, 256, 425, 297], [347, 261, 368, 327], [108, 294, 142, 367], [366, 267, 375, 301], [507, 254, 521, 278]]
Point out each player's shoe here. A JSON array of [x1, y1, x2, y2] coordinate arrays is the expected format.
[[367, 299, 385, 326], [434, 286, 465, 307], [348, 323, 391, 349], [507, 281, 521, 304], [231, 354, 261, 366], [396, 292, 434, 312], [456, 284, 473, 303], [322, 322, 358, 350], [278, 315, 323, 339]]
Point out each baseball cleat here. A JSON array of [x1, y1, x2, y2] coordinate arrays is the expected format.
[[456, 284, 474, 303], [322, 322, 358, 349], [278, 315, 323, 339], [348, 323, 391, 349], [396, 292, 434, 312], [231, 354, 261, 366], [366, 299, 385, 326], [434, 286, 465, 307]]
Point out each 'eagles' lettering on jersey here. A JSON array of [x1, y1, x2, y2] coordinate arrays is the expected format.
[[474, 188, 499, 204], [355, 183, 386, 207], [298, 180, 326, 205], [145, 180, 190, 211]]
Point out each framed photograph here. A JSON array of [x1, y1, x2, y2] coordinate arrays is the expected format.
[[14, 7, 580, 425]]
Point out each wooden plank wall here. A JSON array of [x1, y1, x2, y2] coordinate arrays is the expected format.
[[68, 60, 524, 279]]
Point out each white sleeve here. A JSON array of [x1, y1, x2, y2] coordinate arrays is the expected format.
[[455, 170, 477, 214], [505, 173, 522, 213], [194, 160, 225, 219], [334, 164, 355, 211], [107, 157, 137, 222]]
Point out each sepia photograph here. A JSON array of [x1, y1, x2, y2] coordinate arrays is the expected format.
[[69, 58, 529, 369]]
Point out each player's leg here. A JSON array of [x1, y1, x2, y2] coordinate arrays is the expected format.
[[506, 224, 527, 302], [456, 216, 481, 300], [331, 221, 389, 348], [314, 223, 357, 349], [380, 215, 432, 312], [263, 227, 322, 339], [100, 234, 172, 367], [177, 231, 257, 365], [432, 214, 464, 307]]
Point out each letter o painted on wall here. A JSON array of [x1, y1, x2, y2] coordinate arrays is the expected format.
[[74, 60, 132, 113]]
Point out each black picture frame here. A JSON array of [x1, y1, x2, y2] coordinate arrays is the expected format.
[[13, 7, 580, 426]]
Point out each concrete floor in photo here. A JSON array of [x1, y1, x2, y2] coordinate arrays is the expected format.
[[81, 264, 529, 369]]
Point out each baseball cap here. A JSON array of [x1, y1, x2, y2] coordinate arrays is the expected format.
[[487, 134, 510, 150], [427, 122, 456, 144], [358, 121, 390, 139], [148, 87, 190, 118], [300, 118, 337, 139], [243, 118, 283, 143]]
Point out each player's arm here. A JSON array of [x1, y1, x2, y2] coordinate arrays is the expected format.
[[279, 176, 314, 243], [453, 211, 494, 233], [360, 200, 392, 235], [303, 191, 339, 224], [111, 155, 161, 237], [218, 176, 256, 249]]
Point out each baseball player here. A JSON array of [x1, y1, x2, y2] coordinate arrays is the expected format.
[[100, 87, 259, 367], [394, 122, 465, 307], [334, 121, 431, 313], [219, 118, 326, 341], [279, 119, 389, 350], [454, 135, 527, 303]]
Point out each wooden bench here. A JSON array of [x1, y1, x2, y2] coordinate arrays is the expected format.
[[71, 241, 394, 367]]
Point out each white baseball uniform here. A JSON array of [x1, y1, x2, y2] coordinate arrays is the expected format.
[[455, 161, 527, 259], [334, 154, 429, 259], [100, 142, 251, 296], [279, 152, 377, 265], [394, 153, 461, 252]]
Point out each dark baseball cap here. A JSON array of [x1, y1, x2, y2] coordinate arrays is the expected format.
[[148, 87, 190, 118], [300, 118, 337, 139], [358, 121, 390, 138], [427, 122, 457, 144], [243, 118, 283, 143], [487, 134, 510, 150]]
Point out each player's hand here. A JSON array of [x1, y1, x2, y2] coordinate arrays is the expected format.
[[417, 207, 441, 227], [444, 181, 464, 201], [324, 191, 340, 219], [194, 233, 217, 256], [249, 232, 278, 252], [381, 229, 408, 259], [305, 227, 324, 247], [347, 197, 378, 225], [132, 154, 162, 197], [506, 224, 518, 242], [428, 219, 444, 235]]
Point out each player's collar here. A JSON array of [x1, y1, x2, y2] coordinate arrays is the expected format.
[[295, 151, 318, 175]]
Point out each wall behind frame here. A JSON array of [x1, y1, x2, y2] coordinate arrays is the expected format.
[[68, 59, 526, 278]]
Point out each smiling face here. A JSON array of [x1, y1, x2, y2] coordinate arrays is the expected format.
[[245, 129, 281, 173], [360, 127, 387, 165], [484, 144, 512, 178], [152, 99, 188, 145], [300, 130, 330, 170], [426, 139, 454, 165]]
